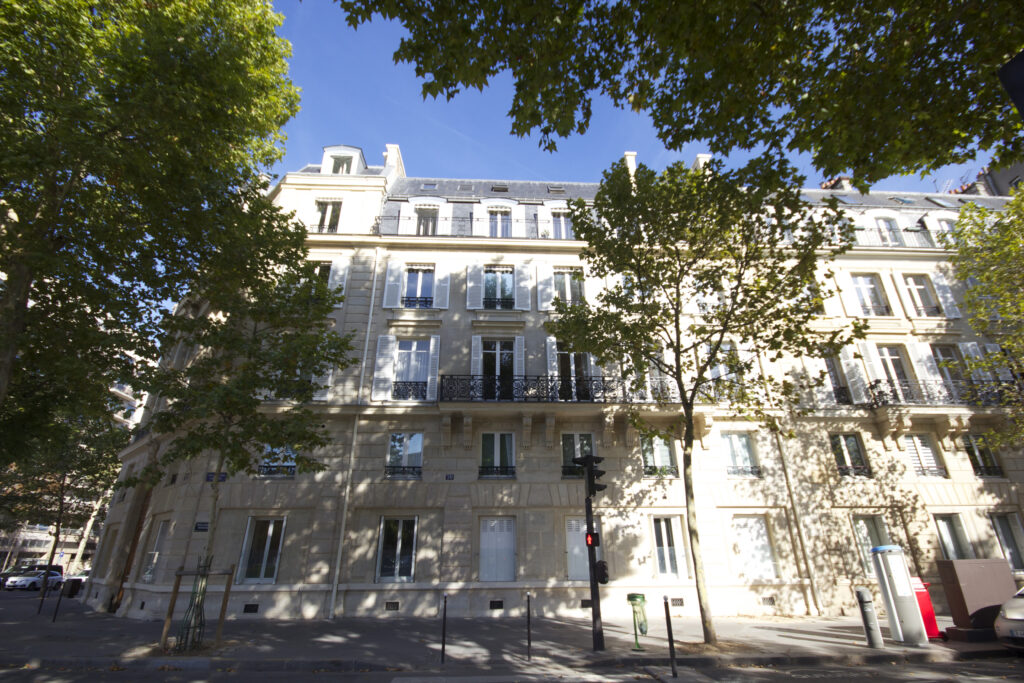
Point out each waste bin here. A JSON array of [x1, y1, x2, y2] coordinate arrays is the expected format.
[[62, 578, 83, 598], [627, 593, 648, 635], [911, 577, 941, 640]]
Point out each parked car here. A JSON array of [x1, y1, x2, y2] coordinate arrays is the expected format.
[[4, 571, 62, 591], [994, 586, 1024, 652]]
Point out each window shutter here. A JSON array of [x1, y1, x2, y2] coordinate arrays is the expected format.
[[536, 205, 552, 238], [821, 276, 844, 317], [546, 336, 559, 375], [803, 356, 834, 407], [584, 266, 604, 304], [328, 257, 349, 307], [857, 342, 884, 381], [985, 344, 1015, 381], [839, 345, 870, 404], [466, 264, 483, 309], [880, 272, 906, 317], [514, 336, 525, 377], [931, 272, 961, 319], [433, 264, 450, 309], [398, 201, 417, 235], [566, 518, 588, 580], [835, 271, 862, 317], [958, 342, 993, 381], [383, 260, 403, 309], [312, 370, 332, 401], [514, 263, 531, 310], [908, 342, 944, 383], [437, 202, 453, 236], [536, 263, 555, 311], [471, 335, 483, 376], [588, 353, 602, 379], [426, 335, 440, 401], [891, 272, 917, 317], [471, 207, 489, 237], [480, 518, 515, 581], [511, 204, 526, 238], [371, 335, 397, 401]]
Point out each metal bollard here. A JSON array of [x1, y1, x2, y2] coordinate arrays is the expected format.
[[441, 593, 448, 663], [855, 587, 885, 649], [663, 596, 678, 679], [526, 592, 532, 661]]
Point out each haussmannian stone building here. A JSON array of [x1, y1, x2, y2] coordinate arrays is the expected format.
[[86, 143, 1023, 622]]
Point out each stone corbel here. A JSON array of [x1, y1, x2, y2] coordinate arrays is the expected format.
[[873, 407, 911, 450], [521, 413, 533, 450], [545, 414, 556, 449], [935, 414, 970, 450], [461, 415, 473, 449], [601, 411, 616, 448], [625, 422, 638, 449], [440, 414, 452, 448], [693, 412, 714, 448]]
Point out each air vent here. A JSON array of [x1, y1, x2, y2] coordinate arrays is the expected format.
[[385, 601, 400, 611], [761, 596, 777, 607], [243, 603, 259, 613], [547, 185, 565, 194], [671, 598, 684, 607], [580, 599, 593, 608], [490, 184, 509, 192], [489, 600, 504, 610], [193, 522, 209, 532]]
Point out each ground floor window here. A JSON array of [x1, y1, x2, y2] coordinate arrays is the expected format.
[[240, 517, 285, 583], [852, 515, 889, 576], [140, 519, 170, 584], [731, 514, 778, 580], [934, 514, 973, 560], [992, 513, 1024, 571], [566, 517, 602, 580], [653, 516, 690, 578], [377, 517, 417, 582], [480, 517, 515, 581]]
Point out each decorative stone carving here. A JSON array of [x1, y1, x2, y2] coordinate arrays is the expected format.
[[462, 415, 472, 449]]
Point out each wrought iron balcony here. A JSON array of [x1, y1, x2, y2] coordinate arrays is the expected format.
[[439, 375, 740, 405], [836, 465, 872, 478], [257, 464, 296, 477], [854, 228, 936, 249], [866, 379, 1016, 407], [914, 465, 948, 478], [561, 464, 584, 478], [384, 465, 423, 479], [483, 297, 515, 310], [913, 305, 943, 317], [830, 386, 853, 405], [401, 296, 434, 309], [972, 464, 1004, 478], [392, 381, 428, 400], [479, 465, 516, 478], [859, 303, 892, 316], [643, 465, 679, 477], [727, 465, 763, 477]]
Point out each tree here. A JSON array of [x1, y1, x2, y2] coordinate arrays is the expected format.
[[0, 0, 299, 421], [337, 0, 1024, 184], [944, 190, 1024, 445], [545, 152, 863, 643]]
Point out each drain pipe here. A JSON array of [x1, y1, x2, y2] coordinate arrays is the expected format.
[[328, 246, 381, 618]]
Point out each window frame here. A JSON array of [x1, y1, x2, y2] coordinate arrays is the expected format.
[[933, 513, 973, 560], [238, 516, 286, 584], [316, 200, 342, 233], [480, 432, 516, 477], [851, 273, 892, 316], [830, 433, 871, 477], [991, 512, 1024, 571], [376, 516, 418, 583], [652, 516, 690, 578], [721, 431, 761, 477], [641, 435, 678, 477], [903, 274, 942, 317], [561, 433, 594, 478], [482, 265, 515, 309], [386, 432, 424, 478], [851, 514, 889, 576]]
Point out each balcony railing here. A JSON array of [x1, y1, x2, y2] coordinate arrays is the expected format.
[[643, 465, 679, 477], [854, 228, 936, 249], [401, 296, 434, 309], [912, 305, 943, 317], [384, 465, 423, 479], [439, 375, 735, 404], [727, 465, 763, 477], [257, 464, 296, 477], [914, 466, 948, 478], [392, 381, 428, 400], [972, 464, 1004, 478], [483, 297, 515, 310], [859, 303, 892, 316], [866, 379, 1015, 407], [479, 465, 516, 478], [836, 465, 872, 478], [561, 464, 584, 478]]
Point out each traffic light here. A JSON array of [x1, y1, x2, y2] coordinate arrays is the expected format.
[[586, 531, 600, 547], [586, 455, 607, 497], [595, 560, 610, 584]]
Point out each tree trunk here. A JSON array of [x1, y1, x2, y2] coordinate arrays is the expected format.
[[679, 413, 717, 644], [69, 494, 107, 575], [204, 452, 227, 565], [38, 471, 67, 614]]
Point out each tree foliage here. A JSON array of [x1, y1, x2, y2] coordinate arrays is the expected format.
[[945, 190, 1024, 445], [338, 0, 1023, 184], [546, 152, 863, 642], [0, 0, 299, 436]]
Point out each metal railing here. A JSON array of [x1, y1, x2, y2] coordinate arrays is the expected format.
[[479, 466, 516, 478], [912, 305, 943, 317], [392, 381, 428, 400], [401, 296, 434, 309], [914, 466, 948, 478], [643, 465, 679, 477], [867, 379, 1015, 407], [836, 465, 872, 478], [257, 464, 296, 477], [439, 375, 736, 404], [859, 303, 892, 316], [384, 465, 423, 478], [854, 228, 936, 249], [374, 215, 582, 239], [561, 465, 585, 478], [482, 297, 515, 310], [727, 465, 763, 477], [972, 464, 1004, 478]]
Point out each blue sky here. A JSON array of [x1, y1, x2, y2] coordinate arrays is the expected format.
[[271, 1, 987, 193]]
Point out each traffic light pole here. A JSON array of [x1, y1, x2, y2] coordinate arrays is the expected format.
[[585, 495, 605, 651]]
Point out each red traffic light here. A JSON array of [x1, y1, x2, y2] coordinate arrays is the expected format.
[[586, 532, 600, 547]]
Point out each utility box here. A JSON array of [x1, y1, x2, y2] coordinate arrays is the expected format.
[[871, 545, 927, 646], [937, 559, 1016, 631]]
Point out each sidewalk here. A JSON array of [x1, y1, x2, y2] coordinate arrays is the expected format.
[[0, 591, 1010, 674]]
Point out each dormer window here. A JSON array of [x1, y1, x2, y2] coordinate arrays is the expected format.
[[547, 185, 565, 194], [491, 184, 509, 193], [421, 182, 438, 190], [331, 156, 353, 174]]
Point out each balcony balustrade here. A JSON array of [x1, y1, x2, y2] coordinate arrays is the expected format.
[[836, 465, 872, 478], [972, 464, 1004, 478], [392, 381, 428, 400], [643, 465, 679, 477], [854, 228, 936, 249], [401, 296, 434, 309], [257, 464, 296, 477], [479, 465, 516, 478], [866, 379, 1014, 407], [914, 465, 948, 478], [727, 465, 763, 477], [384, 465, 422, 478], [561, 464, 585, 478], [439, 375, 736, 404]]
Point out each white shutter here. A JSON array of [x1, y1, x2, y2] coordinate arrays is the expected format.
[[821, 275, 844, 317], [327, 257, 349, 308], [433, 264, 450, 309], [588, 353, 602, 379], [880, 273, 906, 317], [731, 515, 777, 580], [437, 201, 453, 236], [909, 342, 944, 382], [985, 344, 1015, 381], [835, 271, 862, 317], [371, 335, 397, 401], [804, 356, 834, 407], [584, 266, 604, 304], [840, 345, 870, 404], [931, 272, 961, 319], [511, 204, 526, 238], [466, 264, 483, 310], [383, 260, 403, 309], [514, 336, 525, 376], [546, 336, 559, 375], [312, 370, 332, 401], [472, 207, 489, 237], [398, 201, 416, 235], [857, 342, 884, 381], [891, 272, 917, 318], [959, 342, 992, 381], [514, 263, 531, 311], [426, 335, 440, 401], [566, 518, 588, 580], [536, 205, 552, 238], [471, 335, 483, 376], [537, 263, 555, 311], [480, 518, 515, 581]]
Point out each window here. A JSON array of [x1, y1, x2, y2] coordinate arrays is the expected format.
[[313, 261, 332, 285], [934, 514, 972, 560], [480, 433, 515, 477], [992, 513, 1024, 571], [963, 435, 1001, 477], [386, 433, 423, 478], [852, 515, 889, 576], [416, 207, 438, 236], [331, 156, 352, 174], [731, 515, 777, 579], [552, 211, 574, 239], [377, 518, 416, 582], [556, 341, 592, 401], [641, 436, 677, 477], [258, 445, 296, 477], [876, 345, 916, 402], [903, 275, 942, 317], [316, 201, 342, 233], [904, 434, 946, 477], [393, 339, 430, 400], [403, 265, 435, 308], [140, 520, 169, 583], [488, 209, 511, 238], [653, 517, 690, 578], [553, 268, 584, 304], [823, 356, 851, 404], [483, 266, 515, 309], [875, 217, 904, 246], [830, 434, 871, 477], [240, 518, 285, 583], [931, 344, 966, 399], [372, 335, 440, 402], [561, 433, 593, 478], [481, 339, 515, 400], [567, 517, 602, 580], [480, 517, 515, 581], [722, 432, 760, 477], [851, 274, 891, 316]]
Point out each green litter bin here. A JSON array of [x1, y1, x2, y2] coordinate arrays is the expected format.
[[627, 593, 647, 650]]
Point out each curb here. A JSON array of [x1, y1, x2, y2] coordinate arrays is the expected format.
[[6, 657, 390, 674]]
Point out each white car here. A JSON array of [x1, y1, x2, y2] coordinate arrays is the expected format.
[[994, 586, 1024, 652], [4, 571, 62, 591]]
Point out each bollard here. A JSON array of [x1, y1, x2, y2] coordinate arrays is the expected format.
[[440, 593, 448, 664], [526, 592, 532, 661], [855, 587, 885, 649], [663, 596, 678, 679]]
